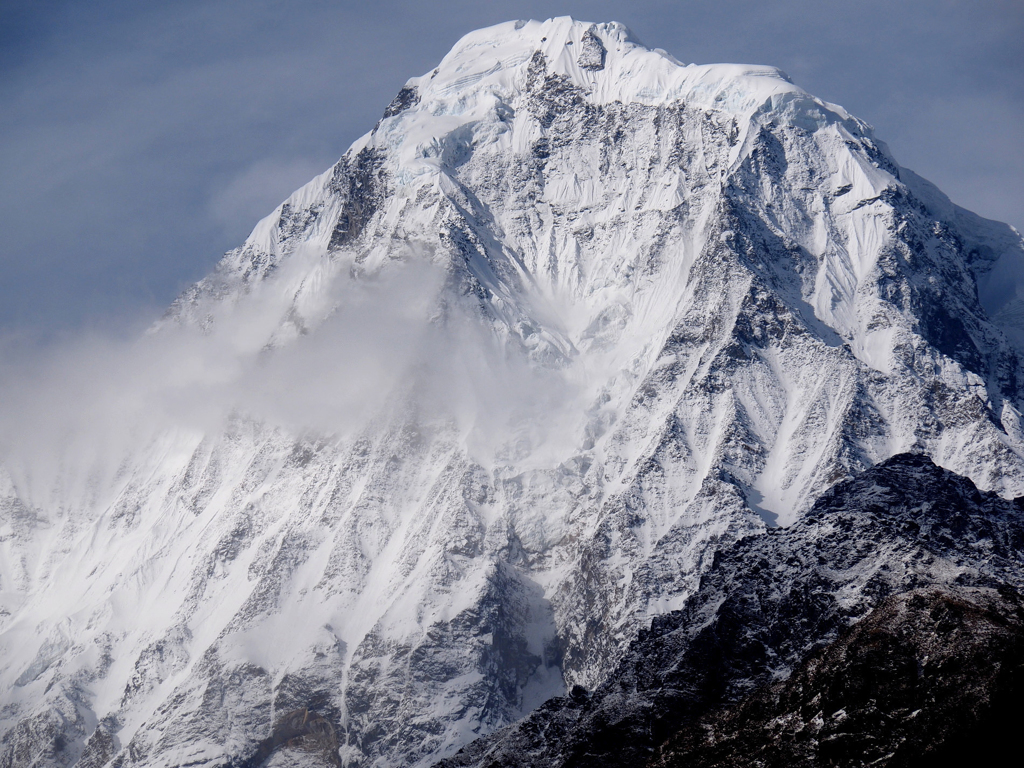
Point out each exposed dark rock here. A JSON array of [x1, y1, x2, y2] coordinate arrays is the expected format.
[[77, 719, 120, 768], [525, 52, 593, 130], [243, 708, 340, 768], [383, 86, 420, 119], [327, 147, 388, 250], [653, 586, 1024, 767], [577, 28, 606, 71], [435, 454, 1024, 768]]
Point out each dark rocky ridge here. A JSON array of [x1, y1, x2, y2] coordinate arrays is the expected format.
[[435, 453, 1024, 767], [653, 586, 1024, 767]]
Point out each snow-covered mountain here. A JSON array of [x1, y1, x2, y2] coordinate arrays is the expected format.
[[2, 17, 1024, 768]]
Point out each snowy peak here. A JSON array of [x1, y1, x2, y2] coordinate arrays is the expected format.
[[360, 17, 812, 188], [409, 18, 800, 115]]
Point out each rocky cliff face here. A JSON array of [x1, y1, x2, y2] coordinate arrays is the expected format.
[[2, 17, 1024, 768], [652, 586, 1024, 768], [437, 454, 1024, 767]]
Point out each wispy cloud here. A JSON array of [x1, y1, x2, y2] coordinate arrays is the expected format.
[[0, 257, 579, 506], [208, 158, 327, 236]]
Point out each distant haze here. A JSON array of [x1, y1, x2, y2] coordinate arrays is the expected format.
[[2, 0, 1021, 335]]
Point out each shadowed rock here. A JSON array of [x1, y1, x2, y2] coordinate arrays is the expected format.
[[244, 708, 341, 768], [653, 586, 1024, 767]]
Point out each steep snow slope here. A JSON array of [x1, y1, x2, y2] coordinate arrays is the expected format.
[[2, 17, 1024, 768]]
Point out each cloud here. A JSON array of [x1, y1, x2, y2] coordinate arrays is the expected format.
[[0, 257, 579, 507], [208, 158, 328, 235]]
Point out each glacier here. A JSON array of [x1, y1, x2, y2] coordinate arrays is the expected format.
[[1, 16, 1024, 768]]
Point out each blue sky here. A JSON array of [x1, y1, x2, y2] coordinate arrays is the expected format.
[[2, 0, 1021, 336]]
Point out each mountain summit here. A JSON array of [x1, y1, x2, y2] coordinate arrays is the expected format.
[[3, 17, 1024, 768]]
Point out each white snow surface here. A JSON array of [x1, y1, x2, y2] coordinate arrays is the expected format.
[[2, 16, 1024, 768]]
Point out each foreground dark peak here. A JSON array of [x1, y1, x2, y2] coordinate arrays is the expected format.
[[653, 586, 1024, 767], [437, 454, 1024, 767]]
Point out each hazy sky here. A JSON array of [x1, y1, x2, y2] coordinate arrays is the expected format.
[[2, 0, 1021, 336]]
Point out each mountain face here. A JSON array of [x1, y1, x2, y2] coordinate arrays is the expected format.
[[437, 453, 1024, 767], [2, 17, 1024, 768], [652, 587, 1024, 767]]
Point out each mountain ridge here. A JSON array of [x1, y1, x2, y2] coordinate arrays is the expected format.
[[435, 453, 1024, 767]]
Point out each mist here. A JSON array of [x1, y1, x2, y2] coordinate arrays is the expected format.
[[0, 257, 580, 510]]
